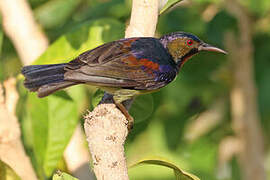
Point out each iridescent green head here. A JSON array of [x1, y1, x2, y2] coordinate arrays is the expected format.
[[159, 32, 227, 67]]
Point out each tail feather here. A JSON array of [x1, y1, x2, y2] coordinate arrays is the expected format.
[[24, 74, 64, 89], [22, 64, 66, 78], [37, 81, 79, 98], [21, 63, 79, 97]]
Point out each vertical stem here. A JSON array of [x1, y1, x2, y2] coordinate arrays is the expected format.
[[125, 0, 159, 37], [0, 0, 48, 65], [225, 0, 266, 179], [0, 79, 37, 180]]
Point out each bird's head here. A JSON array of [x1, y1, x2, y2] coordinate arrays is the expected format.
[[159, 32, 227, 68]]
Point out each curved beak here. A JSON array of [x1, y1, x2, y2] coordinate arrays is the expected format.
[[198, 43, 227, 54]]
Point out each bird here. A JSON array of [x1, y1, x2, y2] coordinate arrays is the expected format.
[[22, 32, 226, 130]]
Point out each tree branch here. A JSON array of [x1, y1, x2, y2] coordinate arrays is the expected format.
[[84, 0, 159, 179], [0, 0, 48, 65], [225, 0, 266, 179], [0, 78, 37, 180], [84, 104, 129, 180], [125, 0, 159, 37]]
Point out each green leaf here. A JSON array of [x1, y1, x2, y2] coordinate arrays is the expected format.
[[52, 170, 78, 180], [240, 0, 270, 16], [28, 91, 78, 177], [160, 0, 183, 14], [66, 85, 88, 113], [34, 0, 82, 29], [0, 160, 21, 180], [0, 15, 3, 56], [33, 18, 124, 65], [74, 0, 130, 21], [130, 157, 200, 180], [91, 89, 105, 108], [129, 94, 154, 123]]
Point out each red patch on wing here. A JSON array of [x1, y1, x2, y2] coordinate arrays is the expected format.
[[122, 55, 159, 74], [139, 59, 159, 70], [124, 55, 139, 66]]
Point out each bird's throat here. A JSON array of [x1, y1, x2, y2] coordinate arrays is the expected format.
[[177, 48, 198, 68]]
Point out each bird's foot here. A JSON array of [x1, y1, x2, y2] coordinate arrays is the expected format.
[[126, 115, 134, 132], [115, 102, 134, 132]]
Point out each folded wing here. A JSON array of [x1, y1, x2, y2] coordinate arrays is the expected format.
[[64, 38, 177, 90]]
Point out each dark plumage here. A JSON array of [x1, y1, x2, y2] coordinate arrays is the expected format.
[[22, 32, 226, 129]]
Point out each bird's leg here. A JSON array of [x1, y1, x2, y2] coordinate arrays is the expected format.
[[114, 102, 134, 131], [99, 92, 114, 104], [98, 92, 134, 130], [112, 91, 137, 132]]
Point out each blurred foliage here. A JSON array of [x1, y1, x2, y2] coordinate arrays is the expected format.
[[52, 170, 78, 180], [129, 94, 154, 124], [34, 0, 82, 29], [0, 160, 21, 180], [0, 0, 270, 179], [0, 16, 3, 56], [28, 92, 78, 177], [34, 18, 125, 64], [240, 0, 270, 16]]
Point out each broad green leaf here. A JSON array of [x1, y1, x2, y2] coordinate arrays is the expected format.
[[0, 160, 21, 180], [66, 85, 88, 113], [28, 91, 78, 177], [34, 0, 81, 29], [52, 170, 78, 180], [130, 94, 154, 123], [160, 0, 182, 14], [28, 93, 49, 169], [33, 18, 124, 65], [131, 157, 200, 180]]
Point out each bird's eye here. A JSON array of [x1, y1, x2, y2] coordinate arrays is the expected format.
[[186, 39, 193, 46]]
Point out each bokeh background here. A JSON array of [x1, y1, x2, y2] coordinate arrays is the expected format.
[[0, 0, 270, 180]]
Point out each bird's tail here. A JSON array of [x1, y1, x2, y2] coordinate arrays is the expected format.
[[22, 63, 78, 97]]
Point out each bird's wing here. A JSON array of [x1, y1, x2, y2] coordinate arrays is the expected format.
[[64, 38, 177, 90], [66, 38, 137, 68]]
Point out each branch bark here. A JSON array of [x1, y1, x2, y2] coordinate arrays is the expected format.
[[225, 0, 266, 179], [84, 1, 159, 179], [125, 0, 159, 37], [0, 79, 37, 180]]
